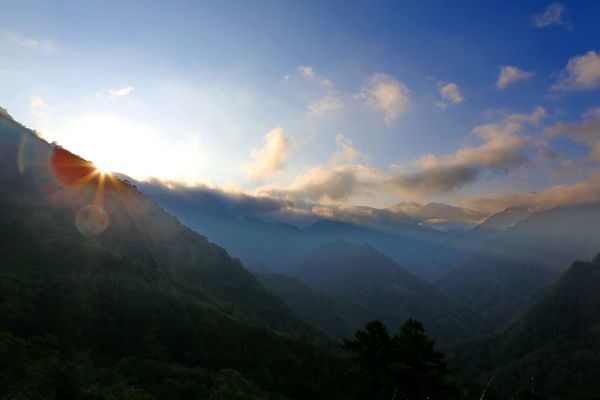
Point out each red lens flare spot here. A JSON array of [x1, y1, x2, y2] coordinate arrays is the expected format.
[[75, 204, 109, 235], [50, 148, 97, 187]]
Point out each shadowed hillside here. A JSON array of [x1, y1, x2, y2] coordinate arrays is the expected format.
[[290, 240, 489, 345], [436, 203, 600, 328], [0, 113, 352, 399], [452, 252, 600, 399]]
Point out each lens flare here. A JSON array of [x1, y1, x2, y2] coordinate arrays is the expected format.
[[75, 204, 109, 235], [50, 147, 97, 187]]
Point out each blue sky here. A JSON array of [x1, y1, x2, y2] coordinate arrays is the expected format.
[[1, 0, 600, 213]]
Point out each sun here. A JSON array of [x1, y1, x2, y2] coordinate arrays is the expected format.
[[92, 160, 113, 175]]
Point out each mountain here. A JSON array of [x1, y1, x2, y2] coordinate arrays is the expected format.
[[429, 207, 532, 280], [256, 272, 374, 339], [135, 180, 464, 279], [307, 219, 448, 278], [0, 113, 352, 399], [290, 240, 489, 345], [453, 253, 600, 399], [436, 203, 600, 329]]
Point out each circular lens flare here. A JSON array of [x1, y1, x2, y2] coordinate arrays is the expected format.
[[75, 204, 109, 236]]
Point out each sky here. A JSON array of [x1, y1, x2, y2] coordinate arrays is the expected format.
[[1, 0, 600, 216]]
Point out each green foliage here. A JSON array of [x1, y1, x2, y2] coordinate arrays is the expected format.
[[208, 370, 270, 400]]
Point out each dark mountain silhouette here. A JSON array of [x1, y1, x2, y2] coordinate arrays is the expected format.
[[436, 203, 600, 328], [453, 253, 600, 399], [290, 240, 489, 345]]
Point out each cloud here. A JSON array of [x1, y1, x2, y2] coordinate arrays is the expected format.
[[297, 65, 332, 87], [532, 3, 571, 29], [545, 107, 600, 161], [496, 66, 535, 89], [436, 81, 464, 108], [30, 96, 55, 122], [109, 86, 135, 98], [552, 51, 600, 91], [1, 31, 55, 52], [330, 134, 359, 165], [135, 178, 289, 217], [298, 65, 315, 79], [262, 108, 546, 202], [461, 173, 600, 214], [386, 107, 545, 195], [133, 177, 485, 232], [262, 134, 377, 202], [242, 127, 289, 182], [295, 65, 342, 117], [357, 72, 410, 126], [281, 164, 382, 202], [308, 96, 343, 117]]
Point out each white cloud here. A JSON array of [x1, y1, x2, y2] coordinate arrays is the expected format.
[[1, 31, 55, 52], [296, 65, 341, 117], [358, 72, 410, 126], [261, 134, 372, 202], [532, 3, 570, 29], [297, 65, 315, 79], [242, 127, 289, 182], [109, 86, 135, 98], [330, 134, 359, 166], [552, 51, 600, 91], [436, 81, 464, 108], [308, 96, 343, 117], [297, 65, 332, 87], [496, 65, 535, 89], [30, 96, 55, 122]]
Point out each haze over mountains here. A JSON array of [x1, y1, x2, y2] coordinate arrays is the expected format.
[[134, 178, 482, 277], [5, 106, 600, 398]]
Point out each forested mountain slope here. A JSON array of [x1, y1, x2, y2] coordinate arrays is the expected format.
[[291, 240, 488, 345], [0, 113, 351, 399], [436, 203, 600, 328], [452, 253, 600, 399]]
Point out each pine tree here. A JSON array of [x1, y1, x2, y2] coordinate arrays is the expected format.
[[390, 319, 459, 399], [342, 320, 392, 399]]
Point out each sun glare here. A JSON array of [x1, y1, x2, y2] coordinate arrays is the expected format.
[[43, 114, 208, 185]]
